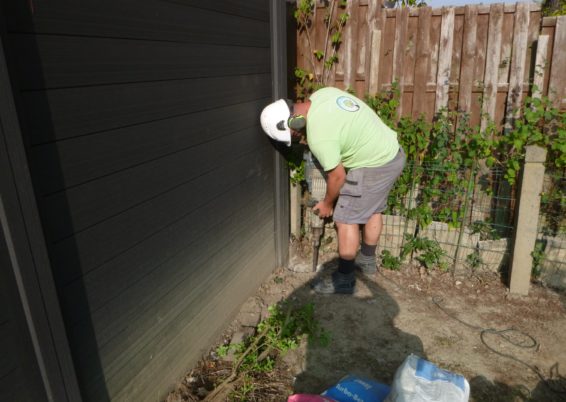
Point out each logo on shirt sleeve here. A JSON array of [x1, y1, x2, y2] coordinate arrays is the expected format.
[[336, 96, 360, 112]]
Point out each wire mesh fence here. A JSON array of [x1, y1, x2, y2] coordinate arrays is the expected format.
[[301, 157, 564, 282], [534, 168, 566, 283], [378, 163, 516, 275]]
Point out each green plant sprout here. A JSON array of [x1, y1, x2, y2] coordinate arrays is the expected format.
[[210, 302, 331, 400]]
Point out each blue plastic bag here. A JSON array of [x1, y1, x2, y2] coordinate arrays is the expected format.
[[322, 375, 391, 402]]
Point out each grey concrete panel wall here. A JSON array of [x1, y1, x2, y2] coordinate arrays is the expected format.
[[1, 0, 278, 400]]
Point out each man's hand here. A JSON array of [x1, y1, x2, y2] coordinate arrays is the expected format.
[[312, 163, 346, 218], [313, 200, 333, 218]]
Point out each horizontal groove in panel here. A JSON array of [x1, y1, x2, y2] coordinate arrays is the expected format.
[[77, 209, 274, 399], [162, 0, 269, 21], [23, 74, 271, 144], [67, 185, 272, 380], [10, 34, 270, 90], [111, 224, 274, 401], [5, 0, 269, 47], [135, 238, 273, 400], [30, 99, 266, 195], [40, 125, 263, 243], [60, 166, 272, 327], [49, 145, 271, 285]]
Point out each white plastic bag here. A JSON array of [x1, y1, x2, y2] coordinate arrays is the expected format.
[[386, 354, 470, 402]]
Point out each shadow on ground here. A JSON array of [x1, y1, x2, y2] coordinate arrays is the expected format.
[[284, 257, 424, 394], [284, 257, 566, 401]]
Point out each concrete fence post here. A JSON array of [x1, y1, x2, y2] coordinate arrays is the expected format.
[[509, 145, 547, 295]]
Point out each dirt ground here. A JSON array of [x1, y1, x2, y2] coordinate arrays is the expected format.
[[167, 241, 566, 402]]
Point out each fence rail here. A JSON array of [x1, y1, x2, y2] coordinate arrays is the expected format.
[[296, 2, 566, 128]]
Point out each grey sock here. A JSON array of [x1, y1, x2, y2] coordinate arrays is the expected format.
[[360, 242, 377, 257]]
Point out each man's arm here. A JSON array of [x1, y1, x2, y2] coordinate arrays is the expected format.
[[313, 163, 346, 218]]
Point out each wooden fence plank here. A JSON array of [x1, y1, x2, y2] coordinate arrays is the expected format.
[[363, 0, 383, 89], [343, 0, 359, 90], [335, 1, 345, 81], [435, 7, 455, 113], [357, 3, 368, 81], [526, 9, 542, 86], [314, 2, 325, 80], [296, 2, 564, 117], [474, 12, 489, 85], [368, 28, 382, 95], [392, 6, 410, 82], [504, 2, 530, 132], [449, 11, 465, 110], [458, 5, 477, 114], [548, 16, 566, 109], [481, 3, 504, 130], [427, 13, 442, 85], [379, 14, 396, 90], [393, 6, 410, 117], [533, 35, 550, 98], [412, 6, 432, 119], [498, 11, 514, 89], [327, 2, 340, 86], [404, 15, 419, 88]]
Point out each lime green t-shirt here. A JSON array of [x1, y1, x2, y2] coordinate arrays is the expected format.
[[307, 87, 399, 171]]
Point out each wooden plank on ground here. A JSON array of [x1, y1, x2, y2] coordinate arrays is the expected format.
[[481, 3, 504, 130], [548, 16, 566, 109], [435, 7, 455, 113], [504, 2, 529, 132], [412, 6, 432, 119], [458, 5, 478, 114]]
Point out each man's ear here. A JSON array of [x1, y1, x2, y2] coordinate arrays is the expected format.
[[288, 115, 306, 131]]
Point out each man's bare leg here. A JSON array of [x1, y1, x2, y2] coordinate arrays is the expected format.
[[362, 213, 383, 245], [336, 222, 360, 260]]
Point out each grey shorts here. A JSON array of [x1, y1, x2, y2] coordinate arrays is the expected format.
[[333, 148, 406, 224]]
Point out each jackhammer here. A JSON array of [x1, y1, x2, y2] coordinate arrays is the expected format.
[[304, 152, 327, 272]]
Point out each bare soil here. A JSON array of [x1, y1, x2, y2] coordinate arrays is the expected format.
[[166, 241, 566, 402]]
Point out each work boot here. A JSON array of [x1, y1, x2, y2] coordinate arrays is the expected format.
[[355, 252, 377, 277], [311, 270, 356, 294]]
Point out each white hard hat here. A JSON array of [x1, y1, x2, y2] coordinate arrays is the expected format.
[[260, 99, 292, 146]]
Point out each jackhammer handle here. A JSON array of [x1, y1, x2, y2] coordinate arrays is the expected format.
[[307, 199, 320, 216]]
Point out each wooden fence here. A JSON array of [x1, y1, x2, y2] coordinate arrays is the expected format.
[[296, 1, 566, 129]]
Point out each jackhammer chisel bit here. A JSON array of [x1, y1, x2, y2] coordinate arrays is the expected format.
[[308, 199, 324, 272], [305, 152, 327, 272]]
